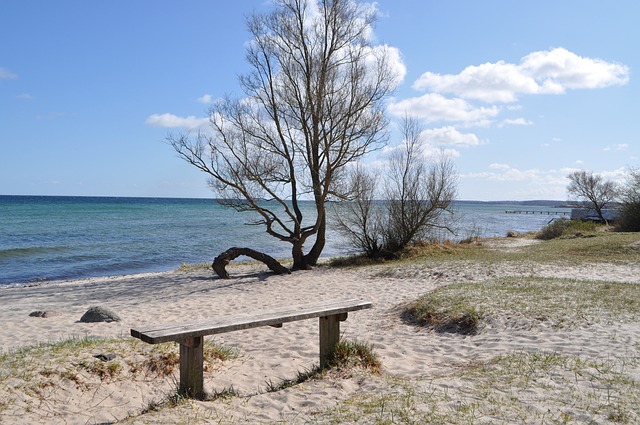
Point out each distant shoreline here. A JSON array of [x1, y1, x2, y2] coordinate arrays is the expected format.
[[0, 194, 569, 205]]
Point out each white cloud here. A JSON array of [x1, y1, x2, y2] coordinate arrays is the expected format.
[[359, 43, 406, 89], [520, 48, 629, 90], [412, 47, 629, 103], [498, 118, 533, 127], [145, 113, 209, 130], [14, 93, 34, 100], [600, 167, 628, 183], [414, 61, 538, 103], [381, 44, 406, 87], [602, 143, 629, 152], [196, 94, 213, 104], [422, 126, 483, 147], [468, 163, 567, 186], [388, 93, 499, 124], [0, 67, 17, 79]]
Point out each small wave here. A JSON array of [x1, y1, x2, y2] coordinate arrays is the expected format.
[[0, 246, 69, 259]]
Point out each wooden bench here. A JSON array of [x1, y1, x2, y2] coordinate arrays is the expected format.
[[130, 299, 372, 399]]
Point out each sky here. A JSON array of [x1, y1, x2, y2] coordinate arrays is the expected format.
[[1, 0, 638, 201]]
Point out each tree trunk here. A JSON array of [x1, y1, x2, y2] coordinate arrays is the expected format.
[[304, 211, 326, 266], [212, 247, 291, 279], [291, 240, 311, 271]]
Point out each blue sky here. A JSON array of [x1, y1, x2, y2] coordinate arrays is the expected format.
[[1, 0, 637, 201]]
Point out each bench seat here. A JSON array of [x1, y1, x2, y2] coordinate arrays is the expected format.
[[131, 299, 372, 344]]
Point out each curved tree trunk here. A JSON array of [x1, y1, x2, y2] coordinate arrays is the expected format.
[[212, 247, 291, 279]]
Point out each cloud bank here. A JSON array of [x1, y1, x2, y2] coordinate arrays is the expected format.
[[389, 47, 630, 151], [412, 47, 629, 103]]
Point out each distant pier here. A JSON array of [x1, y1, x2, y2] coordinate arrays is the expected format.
[[505, 210, 570, 215]]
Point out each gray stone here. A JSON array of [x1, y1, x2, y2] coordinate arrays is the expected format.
[[93, 353, 117, 362], [29, 310, 62, 318], [80, 306, 121, 323]]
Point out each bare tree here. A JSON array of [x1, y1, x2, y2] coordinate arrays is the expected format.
[[332, 166, 384, 258], [334, 116, 458, 258], [566, 170, 619, 224], [169, 0, 400, 270], [382, 117, 457, 253]]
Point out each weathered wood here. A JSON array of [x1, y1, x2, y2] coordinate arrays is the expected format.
[[179, 337, 204, 399], [212, 247, 291, 279], [131, 299, 372, 344], [319, 312, 348, 368], [130, 299, 372, 399]]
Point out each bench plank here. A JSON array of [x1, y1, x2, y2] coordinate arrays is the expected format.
[[131, 299, 372, 344]]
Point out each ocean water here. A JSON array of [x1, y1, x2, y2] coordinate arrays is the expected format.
[[0, 196, 569, 286]]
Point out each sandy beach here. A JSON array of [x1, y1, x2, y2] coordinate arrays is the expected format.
[[1, 237, 639, 424]]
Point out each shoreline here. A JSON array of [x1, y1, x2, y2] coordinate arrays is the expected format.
[[2, 195, 566, 287]]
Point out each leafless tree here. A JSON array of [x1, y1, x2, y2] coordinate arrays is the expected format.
[[382, 117, 457, 253], [334, 116, 458, 258], [332, 166, 385, 258], [566, 170, 619, 224], [169, 0, 400, 270]]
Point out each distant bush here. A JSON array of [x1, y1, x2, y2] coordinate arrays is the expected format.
[[615, 202, 640, 232], [536, 218, 597, 240], [615, 169, 640, 232]]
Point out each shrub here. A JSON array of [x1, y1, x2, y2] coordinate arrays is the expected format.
[[536, 218, 597, 240], [615, 201, 640, 232], [329, 339, 382, 373], [403, 296, 482, 336], [334, 117, 457, 260]]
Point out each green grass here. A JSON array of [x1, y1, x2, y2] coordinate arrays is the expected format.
[[525, 231, 640, 264]]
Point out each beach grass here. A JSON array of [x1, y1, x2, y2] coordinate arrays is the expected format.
[[327, 231, 639, 424], [404, 276, 640, 332], [264, 338, 382, 393], [177, 262, 211, 272], [321, 351, 639, 424], [324, 277, 640, 423], [0, 336, 236, 416], [366, 230, 640, 268]]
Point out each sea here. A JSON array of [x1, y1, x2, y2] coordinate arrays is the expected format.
[[0, 195, 571, 286]]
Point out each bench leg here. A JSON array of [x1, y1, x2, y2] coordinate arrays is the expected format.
[[319, 313, 347, 368], [179, 336, 204, 399]]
